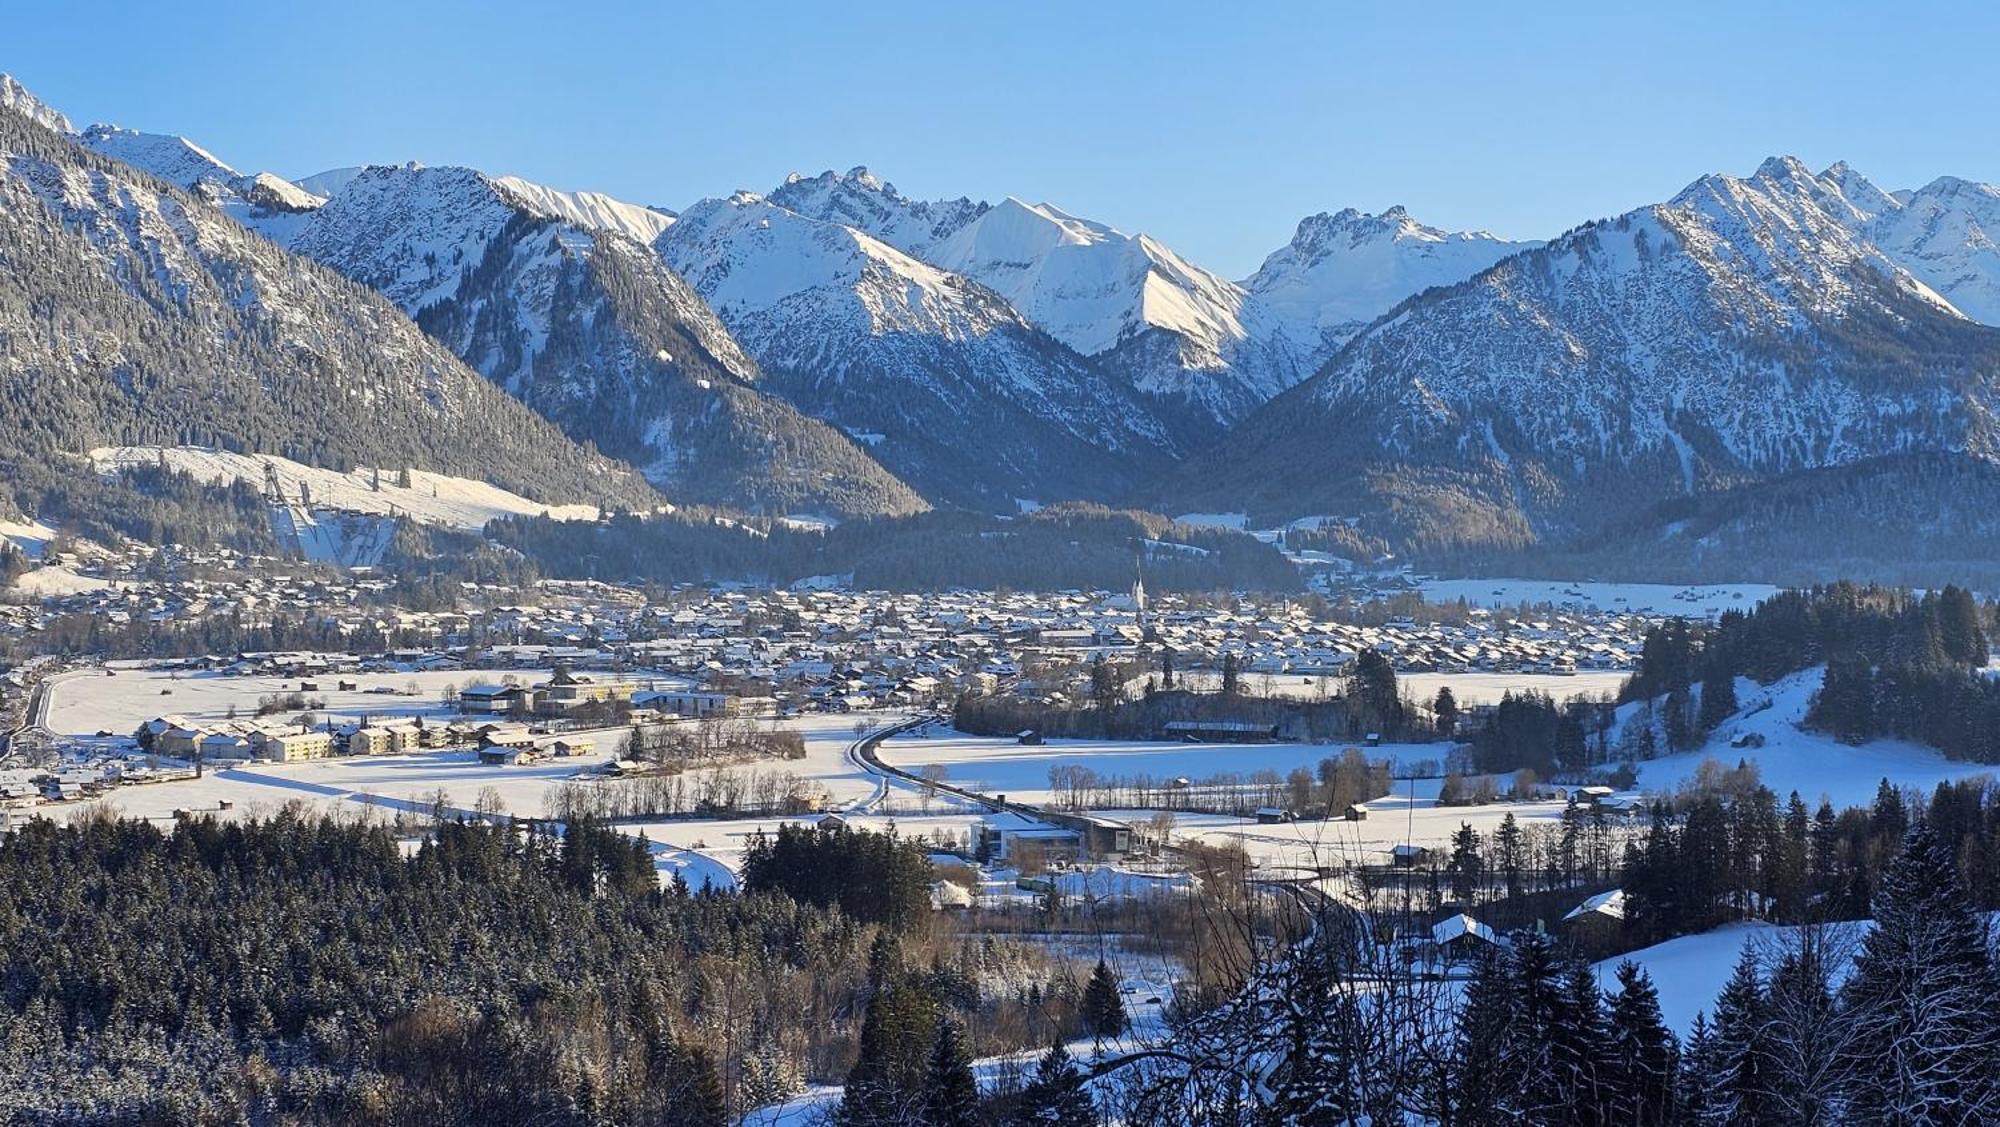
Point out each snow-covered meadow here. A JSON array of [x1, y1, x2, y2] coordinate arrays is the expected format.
[[46, 664, 701, 738]]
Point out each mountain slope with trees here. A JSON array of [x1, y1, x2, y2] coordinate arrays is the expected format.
[[0, 98, 656, 518]]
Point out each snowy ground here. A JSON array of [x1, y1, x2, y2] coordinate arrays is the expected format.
[[43, 665, 685, 737], [6, 565, 115, 597], [876, 731, 1461, 808], [0, 518, 58, 558], [1417, 578, 1779, 617], [89, 446, 602, 531], [1633, 667, 1997, 808], [1170, 669, 1628, 706]]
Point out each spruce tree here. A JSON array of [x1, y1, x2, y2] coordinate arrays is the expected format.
[[1014, 1038, 1096, 1125], [1678, 1011, 1720, 1126], [1605, 961, 1678, 1126], [666, 1041, 727, 1127], [1080, 959, 1126, 1040], [1454, 945, 1519, 1122], [1760, 933, 1847, 1126], [923, 1018, 981, 1127], [1708, 944, 1768, 1124], [1839, 822, 2000, 1121]]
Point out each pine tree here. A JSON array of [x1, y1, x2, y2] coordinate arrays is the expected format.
[[1553, 953, 1611, 1123], [1435, 685, 1460, 737], [665, 1041, 727, 1127], [1494, 812, 1525, 900], [1605, 961, 1678, 1126], [1708, 945, 1768, 1124], [923, 1018, 981, 1127], [1760, 931, 1848, 1126], [1698, 664, 1739, 732], [837, 982, 937, 1126], [1014, 1039, 1096, 1125], [1839, 822, 2000, 1121], [1449, 822, 1485, 905], [1679, 1011, 1721, 1126], [1937, 585, 1987, 667], [1080, 959, 1125, 1040], [1454, 945, 1519, 1123]]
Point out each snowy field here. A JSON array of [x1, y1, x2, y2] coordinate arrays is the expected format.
[[1170, 669, 1628, 706], [1633, 667, 1997, 808], [876, 731, 1461, 807], [89, 446, 603, 531], [1417, 578, 1779, 617], [1102, 793, 1580, 875], [42, 665, 694, 737], [29, 711, 913, 891]]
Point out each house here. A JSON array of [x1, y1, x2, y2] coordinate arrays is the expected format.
[[1390, 844, 1432, 869], [199, 732, 253, 763], [1160, 720, 1279, 743], [1016, 729, 1043, 746], [534, 665, 639, 715], [931, 880, 974, 910], [1430, 913, 1499, 958], [1562, 889, 1627, 940], [1343, 803, 1370, 822], [817, 813, 850, 832], [477, 745, 528, 766], [259, 729, 333, 763], [154, 725, 207, 757], [457, 683, 523, 714], [633, 689, 780, 719], [1254, 806, 1295, 825], [343, 727, 394, 756], [972, 813, 1083, 865]]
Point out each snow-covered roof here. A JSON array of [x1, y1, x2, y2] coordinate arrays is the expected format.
[[1564, 888, 1627, 922], [1431, 913, 1497, 945]]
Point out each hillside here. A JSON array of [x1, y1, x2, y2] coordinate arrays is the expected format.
[[0, 94, 657, 523]]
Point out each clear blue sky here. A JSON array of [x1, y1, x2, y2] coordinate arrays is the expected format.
[[13, 0, 1997, 276]]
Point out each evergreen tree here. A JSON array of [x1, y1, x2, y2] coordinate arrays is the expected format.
[[1080, 959, 1126, 1040], [1937, 585, 1987, 667], [1699, 664, 1739, 732], [1434, 685, 1460, 737], [1605, 961, 1678, 1126], [666, 1041, 728, 1127], [923, 1018, 981, 1127], [1708, 945, 1769, 1125], [1449, 821, 1485, 905], [837, 982, 939, 1126], [1494, 812, 1526, 900], [1760, 931, 1848, 1126], [1014, 1039, 1096, 1126], [1553, 953, 1611, 1123], [1839, 822, 2000, 1121], [1454, 946, 1519, 1123], [1679, 1012, 1721, 1126]]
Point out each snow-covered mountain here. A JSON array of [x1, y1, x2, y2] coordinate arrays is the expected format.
[[658, 190, 1181, 508], [283, 164, 922, 518], [69, 123, 326, 242], [764, 168, 1532, 431], [765, 165, 985, 256], [0, 85, 655, 512], [1237, 206, 1536, 383], [0, 74, 71, 134], [1177, 156, 2000, 554], [1850, 171, 2000, 327], [296, 165, 367, 199]]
